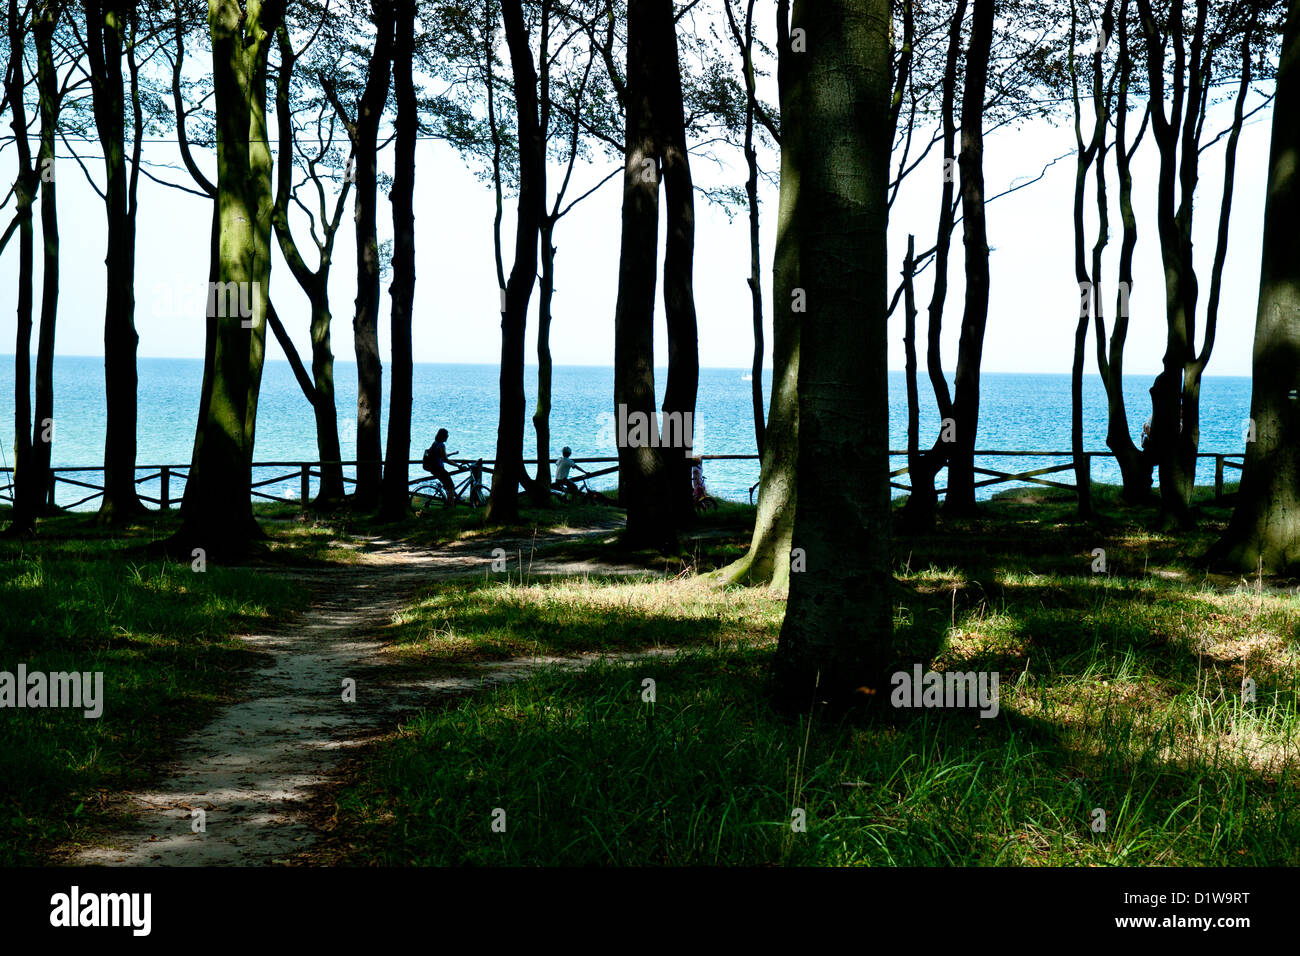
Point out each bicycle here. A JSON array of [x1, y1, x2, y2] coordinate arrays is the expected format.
[[551, 470, 611, 507], [410, 459, 490, 510], [694, 490, 719, 513]]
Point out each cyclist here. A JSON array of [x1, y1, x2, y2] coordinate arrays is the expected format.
[[422, 428, 456, 508], [552, 446, 583, 499]]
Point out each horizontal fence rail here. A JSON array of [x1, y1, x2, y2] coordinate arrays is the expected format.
[[0, 451, 1247, 512]]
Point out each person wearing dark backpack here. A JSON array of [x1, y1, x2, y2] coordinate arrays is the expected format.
[[422, 428, 456, 507]]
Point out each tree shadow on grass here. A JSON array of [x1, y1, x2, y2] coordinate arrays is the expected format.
[[327, 647, 1300, 866]]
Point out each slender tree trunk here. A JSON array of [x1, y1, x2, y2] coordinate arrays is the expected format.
[[1068, 0, 1110, 520], [656, 0, 700, 529], [1099, 1, 1151, 504], [1208, 0, 1299, 572], [716, 0, 798, 585], [379, 0, 417, 520], [901, 0, 964, 530], [4, 0, 38, 536], [613, 0, 673, 549], [529, 3, 554, 507], [772, 0, 892, 712], [729, 0, 765, 456], [485, 0, 545, 524], [531, 216, 556, 504], [944, 0, 993, 515], [272, 25, 346, 503], [32, 2, 61, 516], [903, 235, 921, 517]]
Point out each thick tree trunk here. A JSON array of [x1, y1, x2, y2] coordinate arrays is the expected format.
[[656, 0, 700, 530], [485, 0, 545, 525], [350, 3, 394, 510], [182, 211, 221, 518], [379, 0, 417, 520], [715, 0, 798, 585], [944, 0, 993, 515], [772, 0, 892, 712], [168, 0, 284, 557], [1208, 0, 1299, 572], [85, 0, 143, 521], [612, 0, 673, 549], [309, 291, 345, 501]]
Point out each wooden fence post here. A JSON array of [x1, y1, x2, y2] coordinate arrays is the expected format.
[[161, 466, 170, 510], [301, 465, 311, 510], [1215, 455, 1224, 500]]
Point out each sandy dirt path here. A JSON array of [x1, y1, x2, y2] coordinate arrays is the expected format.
[[70, 522, 667, 866]]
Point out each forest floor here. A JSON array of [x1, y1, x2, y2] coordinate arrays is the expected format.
[[6, 487, 1300, 865], [58, 516, 681, 865]]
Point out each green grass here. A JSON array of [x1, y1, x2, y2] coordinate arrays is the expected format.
[[0, 510, 310, 865], [386, 574, 785, 663], [319, 485, 1300, 866], [325, 648, 1299, 865]]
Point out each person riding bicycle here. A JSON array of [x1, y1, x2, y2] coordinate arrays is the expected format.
[[552, 446, 584, 498], [422, 428, 456, 508]]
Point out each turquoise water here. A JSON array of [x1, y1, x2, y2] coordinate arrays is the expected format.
[[0, 356, 1252, 507]]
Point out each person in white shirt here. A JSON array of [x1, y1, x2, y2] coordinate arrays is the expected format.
[[553, 446, 582, 497]]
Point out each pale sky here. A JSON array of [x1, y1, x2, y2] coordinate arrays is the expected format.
[[0, 48, 1277, 380]]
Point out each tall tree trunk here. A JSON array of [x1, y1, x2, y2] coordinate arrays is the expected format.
[[272, 23, 346, 503], [379, 0, 417, 520], [715, 0, 798, 585], [531, 216, 556, 503], [1208, 0, 1299, 572], [351, 1, 394, 510], [529, 2, 554, 507], [1137, 0, 1254, 529], [168, 0, 284, 557], [173, 4, 221, 519], [772, 0, 892, 711], [85, 0, 143, 521], [725, 0, 766, 456], [32, 1, 61, 516], [485, 0, 545, 524], [656, 0, 700, 529], [1068, 0, 1111, 520], [902, 0, 964, 530], [902, 234, 921, 518], [182, 211, 221, 518], [612, 0, 673, 549], [944, 0, 993, 515], [1098, 0, 1151, 504], [4, 0, 38, 536], [308, 289, 345, 501]]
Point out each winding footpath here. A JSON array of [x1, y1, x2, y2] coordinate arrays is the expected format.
[[70, 522, 664, 866]]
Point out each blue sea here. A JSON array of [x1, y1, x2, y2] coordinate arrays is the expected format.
[[0, 356, 1253, 509]]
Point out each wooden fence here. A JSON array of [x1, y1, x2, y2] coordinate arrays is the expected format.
[[0, 450, 1246, 511], [887, 450, 1245, 499]]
